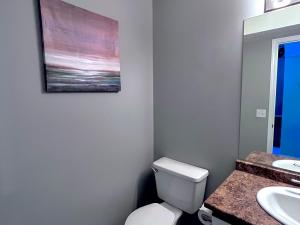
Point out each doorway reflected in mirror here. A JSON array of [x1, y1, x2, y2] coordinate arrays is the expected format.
[[272, 40, 300, 158]]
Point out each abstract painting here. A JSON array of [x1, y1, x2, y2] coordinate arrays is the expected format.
[[39, 0, 120, 92], [265, 0, 300, 11]]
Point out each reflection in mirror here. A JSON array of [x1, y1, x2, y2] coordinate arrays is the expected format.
[[245, 151, 300, 174], [239, 4, 300, 173]]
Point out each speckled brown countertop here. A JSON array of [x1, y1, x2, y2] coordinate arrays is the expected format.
[[236, 159, 300, 186], [204, 170, 293, 225]]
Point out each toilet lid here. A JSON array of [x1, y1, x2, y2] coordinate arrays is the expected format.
[[125, 203, 176, 225]]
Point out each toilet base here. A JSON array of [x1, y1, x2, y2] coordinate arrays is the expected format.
[[160, 202, 183, 224]]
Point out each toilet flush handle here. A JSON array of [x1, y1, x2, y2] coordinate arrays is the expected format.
[[152, 167, 158, 173]]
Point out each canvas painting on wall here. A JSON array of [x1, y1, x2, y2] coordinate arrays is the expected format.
[[39, 0, 120, 92], [265, 0, 300, 11]]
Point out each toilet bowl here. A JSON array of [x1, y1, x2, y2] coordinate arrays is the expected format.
[[125, 157, 209, 225], [125, 203, 182, 225]]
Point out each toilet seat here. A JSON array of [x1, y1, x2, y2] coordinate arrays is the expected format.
[[125, 203, 182, 225]]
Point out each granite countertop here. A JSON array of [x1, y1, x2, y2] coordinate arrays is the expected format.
[[236, 159, 300, 186], [204, 170, 292, 225]]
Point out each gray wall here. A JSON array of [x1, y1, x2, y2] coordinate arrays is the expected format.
[[0, 1, 153, 225], [153, 0, 264, 201], [239, 37, 272, 159], [239, 25, 300, 159]]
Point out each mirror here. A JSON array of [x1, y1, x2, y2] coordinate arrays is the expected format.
[[239, 4, 300, 173]]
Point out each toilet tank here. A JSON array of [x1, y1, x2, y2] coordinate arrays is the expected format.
[[152, 157, 209, 214]]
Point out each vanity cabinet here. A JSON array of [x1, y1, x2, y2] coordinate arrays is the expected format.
[[212, 216, 231, 225]]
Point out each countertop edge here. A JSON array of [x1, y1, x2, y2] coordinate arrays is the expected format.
[[204, 170, 289, 225]]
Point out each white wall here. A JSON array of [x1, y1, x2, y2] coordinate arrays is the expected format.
[[0, 0, 153, 225]]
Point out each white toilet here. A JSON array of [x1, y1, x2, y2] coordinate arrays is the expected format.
[[125, 157, 209, 225]]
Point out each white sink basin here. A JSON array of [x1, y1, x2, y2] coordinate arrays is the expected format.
[[272, 160, 300, 173], [257, 186, 300, 225]]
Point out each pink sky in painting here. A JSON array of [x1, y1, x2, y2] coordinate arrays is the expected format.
[[40, 0, 120, 72]]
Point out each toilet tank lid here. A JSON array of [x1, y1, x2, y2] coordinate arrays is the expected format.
[[153, 157, 209, 182]]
